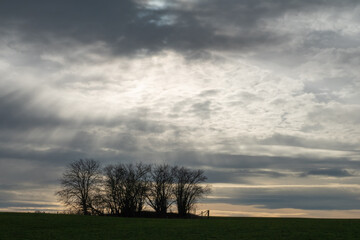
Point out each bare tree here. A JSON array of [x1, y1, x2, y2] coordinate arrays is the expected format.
[[56, 159, 103, 215], [103, 164, 126, 216], [147, 164, 175, 216], [174, 167, 210, 217], [103, 163, 151, 217]]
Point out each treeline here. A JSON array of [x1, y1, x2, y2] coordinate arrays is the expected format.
[[56, 159, 210, 217]]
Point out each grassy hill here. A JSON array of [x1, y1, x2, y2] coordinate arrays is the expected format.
[[1, 212, 360, 239]]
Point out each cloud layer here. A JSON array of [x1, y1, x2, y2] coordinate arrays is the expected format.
[[1, 0, 360, 216]]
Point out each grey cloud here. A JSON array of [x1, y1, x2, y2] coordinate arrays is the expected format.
[[208, 187, 360, 210], [0, 141, 139, 167], [0, 147, 87, 169], [0, 186, 60, 211], [104, 133, 139, 153], [304, 30, 360, 49], [0, 88, 118, 135], [68, 131, 96, 151], [336, 49, 360, 67], [205, 168, 288, 183], [0, 91, 188, 167], [260, 133, 359, 152], [305, 77, 355, 93], [308, 105, 360, 125], [171, 96, 220, 120], [245, 169, 289, 178], [304, 77, 357, 104], [190, 100, 212, 119], [2, 144, 357, 187], [300, 123, 324, 132], [239, 92, 263, 102], [0, 202, 58, 209], [300, 168, 353, 177], [125, 118, 167, 134], [166, 151, 360, 177], [0, 158, 63, 186], [198, 89, 220, 98], [1, 0, 360, 214], [0, 85, 180, 157], [0, 112, 186, 167], [2, 149, 360, 212]]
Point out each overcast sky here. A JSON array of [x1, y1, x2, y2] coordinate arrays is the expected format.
[[1, 0, 360, 217]]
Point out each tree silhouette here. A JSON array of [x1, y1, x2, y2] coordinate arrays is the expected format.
[[56, 159, 102, 215], [147, 164, 176, 216], [174, 167, 210, 217], [57, 160, 210, 217], [103, 163, 151, 217]]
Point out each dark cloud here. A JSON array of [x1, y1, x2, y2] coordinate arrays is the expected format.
[[0, 158, 63, 185], [0, 91, 63, 130], [205, 168, 288, 183], [205, 169, 249, 184], [168, 151, 360, 171], [300, 168, 353, 178], [2, 0, 356, 56], [0, 0, 214, 55], [0, 146, 85, 166]]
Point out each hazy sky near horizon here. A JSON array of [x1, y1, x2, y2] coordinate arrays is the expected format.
[[1, 0, 360, 217]]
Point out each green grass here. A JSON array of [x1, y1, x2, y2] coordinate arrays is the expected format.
[[1, 212, 360, 239]]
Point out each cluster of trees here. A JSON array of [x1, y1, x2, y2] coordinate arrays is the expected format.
[[56, 159, 210, 217]]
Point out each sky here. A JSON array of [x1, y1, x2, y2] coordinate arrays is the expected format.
[[0, 0, 360, 218]]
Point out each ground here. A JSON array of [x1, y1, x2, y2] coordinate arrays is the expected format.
[[1, 212, 360, 239]]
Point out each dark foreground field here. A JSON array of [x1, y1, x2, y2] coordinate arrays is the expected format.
[[1, 212, 360, 239]]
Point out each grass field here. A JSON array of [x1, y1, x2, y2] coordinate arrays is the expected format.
[[1, 212, 360, 239]]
